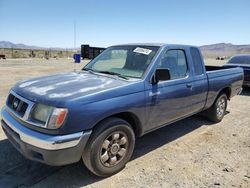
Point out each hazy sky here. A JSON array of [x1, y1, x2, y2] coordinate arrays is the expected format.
[[0, 0, 250, 48]]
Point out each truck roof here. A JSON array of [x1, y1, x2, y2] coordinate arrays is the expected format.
[[111, 43, 198, 48]]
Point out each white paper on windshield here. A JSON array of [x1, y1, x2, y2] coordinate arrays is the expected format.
[[133, 47, 152, 55]]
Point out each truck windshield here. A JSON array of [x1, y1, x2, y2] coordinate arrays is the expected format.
[[228, 56, 250, 65], [83, 46, 159, 79]]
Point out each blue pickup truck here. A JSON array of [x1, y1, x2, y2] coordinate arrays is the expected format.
[[1, 44, 243, 177]]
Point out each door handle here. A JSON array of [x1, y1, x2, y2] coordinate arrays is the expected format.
[[149, 91, 161, 97], [186, 83, 193, 88]]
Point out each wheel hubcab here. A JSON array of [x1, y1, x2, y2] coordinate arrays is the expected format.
[[100, 131, 128, 167], [110, 143, 120, 155], [217, 98, 226, 117]]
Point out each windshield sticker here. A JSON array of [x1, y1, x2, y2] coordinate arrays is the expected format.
[[133, 47, 152, 55]]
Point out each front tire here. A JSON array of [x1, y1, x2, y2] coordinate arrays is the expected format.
[[206, 93, 228, 122], [82, 117, 135, 177]]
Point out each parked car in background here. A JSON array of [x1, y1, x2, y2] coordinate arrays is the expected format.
[[216, 56, 226, 60], [224, 55, 250, 87], [1, 44, 243, 177]]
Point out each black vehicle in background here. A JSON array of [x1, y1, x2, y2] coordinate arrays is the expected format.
[[0, 54, 6, 59], [224, 55, 250, 87], [81, 44, 105, 59]]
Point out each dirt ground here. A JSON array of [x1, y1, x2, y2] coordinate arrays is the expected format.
[[0, 58, 249, 188]]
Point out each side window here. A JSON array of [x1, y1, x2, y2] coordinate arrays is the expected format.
[[190, 47, 204, 75], [158, 49, 188, 80]]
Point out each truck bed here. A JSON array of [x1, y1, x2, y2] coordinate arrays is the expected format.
[[204, 65, 243, 109], [205, 66, 243, 81], [205, 65, 235, 71]]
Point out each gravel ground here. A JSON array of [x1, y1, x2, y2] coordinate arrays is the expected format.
[[0, 58, 249, 188]]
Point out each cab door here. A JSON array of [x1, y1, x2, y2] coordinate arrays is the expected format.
[[144, 49, 194, 130]]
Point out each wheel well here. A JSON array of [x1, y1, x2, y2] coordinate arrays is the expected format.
[[92, 112, 143, 137], [219, 87, 231, 100], [112, 112, 142, 137]]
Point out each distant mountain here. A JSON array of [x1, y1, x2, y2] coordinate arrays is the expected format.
[[0, 41, 45, 49], [200, 43, 250, 57], [0, 41, 78, 50], [1, 41, 250, 57]]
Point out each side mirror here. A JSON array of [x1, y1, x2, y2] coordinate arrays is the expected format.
[[152, 68, 171, 84]]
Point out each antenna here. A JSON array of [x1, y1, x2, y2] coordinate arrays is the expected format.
[[74, 21, 76, 49]]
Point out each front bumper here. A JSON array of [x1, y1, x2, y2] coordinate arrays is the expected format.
[[1, 107, 92, 166]]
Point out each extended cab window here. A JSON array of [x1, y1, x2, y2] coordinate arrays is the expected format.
[[158, 49, 188, 80], [190, 47, 204, 75]]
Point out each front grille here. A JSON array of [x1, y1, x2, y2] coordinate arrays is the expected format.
[[6, 91, 47, 128], [7, 93, 28, 117]]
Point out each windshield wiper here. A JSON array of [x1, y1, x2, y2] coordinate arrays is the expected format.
[[96, 71, 129, 80], [82, 67, 92, 72], [82, 67, 96, 74]]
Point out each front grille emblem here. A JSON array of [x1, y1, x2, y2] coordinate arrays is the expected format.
[[13, 99, 19, 110]]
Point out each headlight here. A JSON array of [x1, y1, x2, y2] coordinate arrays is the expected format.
[[31, 104, 68, 129], [46, 108, 68, 129], [31, 104, 53, 123]]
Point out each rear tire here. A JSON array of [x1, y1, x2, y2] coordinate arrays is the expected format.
[[82, 117, 135, 177], [205, 93, 228, 122]]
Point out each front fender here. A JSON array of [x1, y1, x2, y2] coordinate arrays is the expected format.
[[62, 91, 146, 134]]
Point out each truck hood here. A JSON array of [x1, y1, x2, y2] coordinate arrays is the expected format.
[[12, 71, 135, 106]]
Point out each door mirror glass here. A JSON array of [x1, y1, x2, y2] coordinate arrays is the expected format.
[[152, 68, 171, 84]]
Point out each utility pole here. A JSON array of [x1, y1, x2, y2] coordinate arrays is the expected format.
[[74, 21, 76, 50], [73, 21, 77, 71]]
